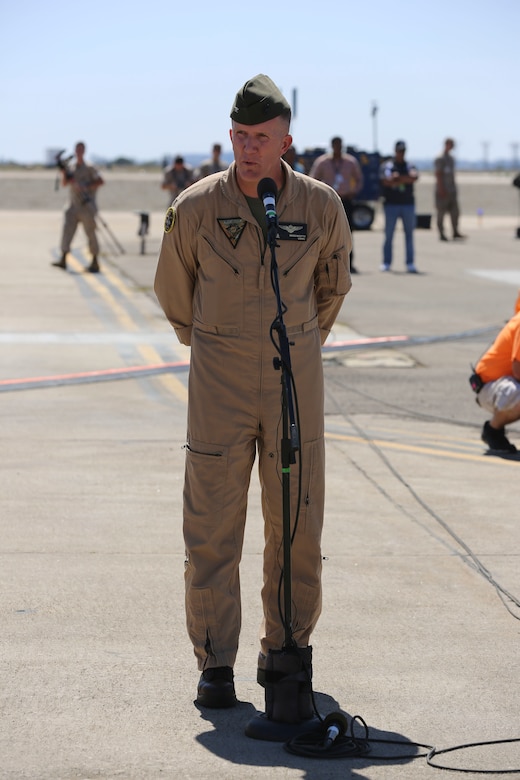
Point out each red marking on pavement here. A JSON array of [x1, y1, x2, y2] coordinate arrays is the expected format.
[[322, 335, 409, 350], [0, 361, 190, 391], [0, 335, 411, 392]]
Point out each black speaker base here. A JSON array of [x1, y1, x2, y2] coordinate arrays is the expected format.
[[245, 712, 321, 742]]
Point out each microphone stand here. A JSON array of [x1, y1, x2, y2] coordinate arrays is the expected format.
[[246, 210, 319, 742], [266, 220, 299, 650]]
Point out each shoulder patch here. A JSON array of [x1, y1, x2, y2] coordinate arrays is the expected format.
[[164, 206, 176, 233]]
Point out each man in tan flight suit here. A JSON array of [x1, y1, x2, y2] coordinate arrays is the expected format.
[[161, 155, 194, 204], [154, 75, 352, 722], [52, 141, 104, 273], [434, 137, 465, 241], [194, 143, 227, 180]]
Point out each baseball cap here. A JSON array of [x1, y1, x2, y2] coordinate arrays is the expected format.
[[395, 141, 406, 151]]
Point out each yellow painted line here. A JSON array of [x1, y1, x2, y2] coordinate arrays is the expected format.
[[66, 254, 189, 403], [89, 263, 138, 332], [342, 422, 477, 446], [325, 431, 519, 465], [329, 424, 480, 449], [67, 254, 137, 331], [136, 343, 188, 402]]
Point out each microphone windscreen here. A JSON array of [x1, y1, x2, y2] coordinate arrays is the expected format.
[[257, 177, 278, 200], [323, 712, 348, 736]]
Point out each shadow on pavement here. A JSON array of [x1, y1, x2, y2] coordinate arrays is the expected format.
[[483, 449, 520, 461], [194, 691, 425, 779]]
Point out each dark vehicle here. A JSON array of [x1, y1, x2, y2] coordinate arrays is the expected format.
[[298, 146, 381, 230]]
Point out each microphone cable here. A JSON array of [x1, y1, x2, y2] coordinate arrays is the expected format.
[[269, 313, 304, 642], [284, 713, 372, 759], [283, 376, 520, 770], [265, 216, 308, 644], [284, 713, 520, 772], [325, 372, 520, 620]]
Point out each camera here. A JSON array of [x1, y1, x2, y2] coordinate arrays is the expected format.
[[469, 372, 484, 393], [55, 150, 91, 205], [55, 149, 74, 181]]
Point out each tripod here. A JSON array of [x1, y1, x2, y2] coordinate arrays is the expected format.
[[96, 211, 125, 256]]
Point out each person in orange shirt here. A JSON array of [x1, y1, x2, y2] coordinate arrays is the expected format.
[[474, 296, 520, 452]]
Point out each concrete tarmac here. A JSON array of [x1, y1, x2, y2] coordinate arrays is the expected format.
[[1, 198, 520, 779]]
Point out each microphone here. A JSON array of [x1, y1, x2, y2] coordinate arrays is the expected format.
[[322, 712, 349, 748], [257, 178, 278, 228]]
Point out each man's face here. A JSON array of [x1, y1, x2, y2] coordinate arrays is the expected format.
[[230, 116, 292, 192]]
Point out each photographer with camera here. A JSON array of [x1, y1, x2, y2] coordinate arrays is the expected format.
[[52, 141, 104, 273], [471, 292, 520, 454]]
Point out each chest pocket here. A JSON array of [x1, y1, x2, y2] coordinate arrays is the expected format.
[[193, 230, 244, 334]]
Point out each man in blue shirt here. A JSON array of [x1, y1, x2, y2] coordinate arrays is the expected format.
[[380, 140, 419, 273]]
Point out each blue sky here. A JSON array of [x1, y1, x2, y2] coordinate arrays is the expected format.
[[2, 0, 519, 165]]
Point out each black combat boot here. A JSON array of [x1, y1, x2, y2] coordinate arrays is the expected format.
[[196, 666, 237, 708], [87, 256, 100, 273], [481, 421, 517, 453], [51, 253, 67, 270]]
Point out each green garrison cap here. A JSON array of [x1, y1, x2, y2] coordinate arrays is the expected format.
[[230, 74, 291, 126]]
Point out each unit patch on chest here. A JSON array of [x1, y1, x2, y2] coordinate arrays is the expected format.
[[218, 217, 247, 248], [277, 222, 307, 241]]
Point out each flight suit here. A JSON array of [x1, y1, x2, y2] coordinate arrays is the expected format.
[[434, 151, 460, 237], [154, 160, 352, 670], [61, 162, 102, 256]]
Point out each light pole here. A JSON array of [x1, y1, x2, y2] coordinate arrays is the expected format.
[[371, 101, 378, 151]]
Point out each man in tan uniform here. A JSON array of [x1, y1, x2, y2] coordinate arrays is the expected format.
[[194, 143, 227, 180], [309, 136, 363, 273], [154, 75, 352, 722], [434, 137, 465, 241], [161, 155, 194, 204], [52, 141, 104, 273]]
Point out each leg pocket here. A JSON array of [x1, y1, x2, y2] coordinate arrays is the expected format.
[[184, 438, 228, 527], [300, 436, 325, 539]]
